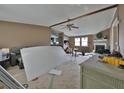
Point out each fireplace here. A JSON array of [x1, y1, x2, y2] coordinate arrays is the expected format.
[[95, 45, 105, 51], [93, 39, 110, 54], [93, 39, 108, 51]]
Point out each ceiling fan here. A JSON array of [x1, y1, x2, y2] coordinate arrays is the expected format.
[[61, 23, 79, 31]]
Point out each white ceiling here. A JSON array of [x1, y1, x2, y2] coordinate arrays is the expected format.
[[0, 4, 117, 36], [53, 7, 116, 36]]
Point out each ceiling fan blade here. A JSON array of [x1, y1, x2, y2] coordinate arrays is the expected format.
[[71, 26, 79, 29], [50, 4, 118, 27]]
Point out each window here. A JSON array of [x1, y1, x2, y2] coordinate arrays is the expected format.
[[75, 38, 80, 46], [81, 37, 88, 46]]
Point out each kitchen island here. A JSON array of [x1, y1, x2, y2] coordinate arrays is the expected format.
[[80, 55, 124, 89]]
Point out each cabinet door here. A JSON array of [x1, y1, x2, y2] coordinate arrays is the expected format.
[[82, 75, 113, 89]]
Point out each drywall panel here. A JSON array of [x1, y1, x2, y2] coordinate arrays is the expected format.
[[21, 46, 69, 81], [119, 5, 124, 56]]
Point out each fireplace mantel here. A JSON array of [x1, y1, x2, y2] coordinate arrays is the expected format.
[[93, 39, 108, 43], [93, 39, 108, 50]]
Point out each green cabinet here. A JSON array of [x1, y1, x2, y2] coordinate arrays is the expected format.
[[80, 56, 124, 89]]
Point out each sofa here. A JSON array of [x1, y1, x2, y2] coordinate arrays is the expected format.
[[10, 47, 24, 69]]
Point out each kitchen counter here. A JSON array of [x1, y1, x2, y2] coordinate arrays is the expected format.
[[80, 55, 124, 89]]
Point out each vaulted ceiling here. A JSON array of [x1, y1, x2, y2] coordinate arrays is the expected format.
[[0, 4, 117, 36]]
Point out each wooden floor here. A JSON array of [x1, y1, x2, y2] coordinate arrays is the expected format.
[[7, 54, 91, 89]]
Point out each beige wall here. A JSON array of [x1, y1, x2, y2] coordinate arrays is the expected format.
[[111, 4, 124, 56], [118, 5, 124, 56], [0, 21, 51, 48], [94, 28, 110, 40]]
